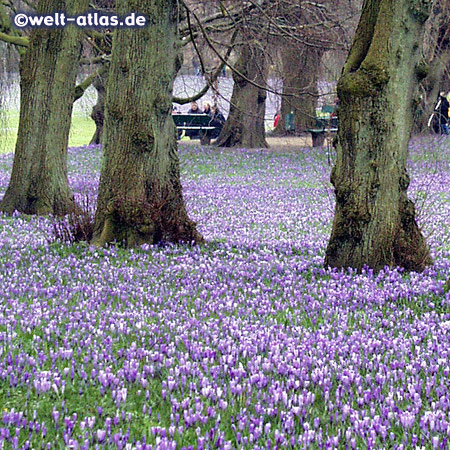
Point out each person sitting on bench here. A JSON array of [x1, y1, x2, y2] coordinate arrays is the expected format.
[[203, 102, 212, 116], [188, 102, 200, 114]]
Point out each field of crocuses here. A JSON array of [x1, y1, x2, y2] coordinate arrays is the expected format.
[[0, 136, 449, 450]]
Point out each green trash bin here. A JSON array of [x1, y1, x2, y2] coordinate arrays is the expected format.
[[284, 112, 295, 132]]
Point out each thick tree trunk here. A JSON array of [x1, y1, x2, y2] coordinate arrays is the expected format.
[[215, 43, 268, 148], [275, 46, 323, 135], [90, 67, 107, 145], [325, 0, 433, 273], [92, 0, 202, 248], [0, 0, 87, 216]]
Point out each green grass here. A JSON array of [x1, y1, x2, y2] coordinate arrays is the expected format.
[[0, 109, 96, 154]]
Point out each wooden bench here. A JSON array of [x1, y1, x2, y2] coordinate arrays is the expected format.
[[307, 116, 338, 147], [172, 114, 222, 145]]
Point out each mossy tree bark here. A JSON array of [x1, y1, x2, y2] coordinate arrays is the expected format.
[[275, 45, 323, 134], [92, 0, 202, 248], [0, 0, 87, 216], [215, 42, 268, 148], [325, 0, 433, 272]]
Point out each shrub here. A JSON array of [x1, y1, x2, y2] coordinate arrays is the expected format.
[[50, 195, 94, 244]]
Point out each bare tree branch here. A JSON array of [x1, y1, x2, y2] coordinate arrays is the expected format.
[[173, 30, 238, 105], [74, 62, 108, 102]]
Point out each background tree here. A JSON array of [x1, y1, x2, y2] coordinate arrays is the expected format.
[[89, 71, 107, 145], [274, 45, 324, 133], [187, 0, 355, 146], [74, 0, 360, 150], [325, 0, 433, 272], [215, 40, 269, 148], [272, 0, 350, 135], [84, 21, 112, 145], [415, 0, 450, 132], [0, 0, 88, 215], [84, 0, 238, 144], [92, 0, 202, 247]]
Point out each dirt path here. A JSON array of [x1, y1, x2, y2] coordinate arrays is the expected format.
[[180, 135, 336, 150], [266, 136, 311, 149]]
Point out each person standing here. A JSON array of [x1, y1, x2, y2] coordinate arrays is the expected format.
[[209, 105, 225, 138], [273, 112, 280, 129], [437, 92, 449, 134], [211, 105, 225, 126]]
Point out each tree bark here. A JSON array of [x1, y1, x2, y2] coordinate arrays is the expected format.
[[215, 42, 268, 148], [90, 66, 107, 145], [325, 0, 433, 273], [275, 45, 323, 134], [0, 0, 87, 216], [92, 0, 202, 248]]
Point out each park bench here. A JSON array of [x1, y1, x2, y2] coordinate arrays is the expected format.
[[172, 113, 222, 145], [306, 105, 338, 147]]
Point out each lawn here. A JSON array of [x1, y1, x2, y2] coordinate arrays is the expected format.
[[0, 137, 449, 449], [0, 110, 96, 154]]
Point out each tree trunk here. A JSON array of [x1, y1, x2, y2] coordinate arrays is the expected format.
[[215, 43, 268, 148], [325, 0, 433, 273], [90, 66, 107, 145], [92, 0, 202, 248], [275, 46, 323, 135], [0, 0, 87, 216]]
